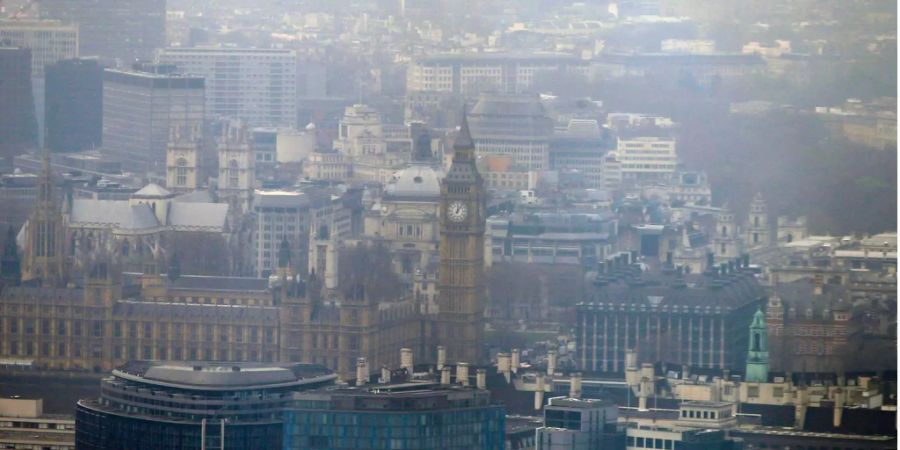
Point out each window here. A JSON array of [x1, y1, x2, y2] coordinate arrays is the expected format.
[[748, 386, 759, 397], [175, 157, 188, 186], [228, 159, 239, 187]]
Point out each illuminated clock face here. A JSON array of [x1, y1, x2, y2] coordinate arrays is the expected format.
[[448, 201, 468, 222]]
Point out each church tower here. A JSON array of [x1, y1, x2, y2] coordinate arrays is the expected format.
[[436, 113, 486, 364], [308, 222, 339, 291], [166, 123, 202, 192], [217, 121, 255, 214], [745, 309, 770, 382], [744, 192, 769, 249], [712, 207, 742, 263], [22, 153, 66, 287]]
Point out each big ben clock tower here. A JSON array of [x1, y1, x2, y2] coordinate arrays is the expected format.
[[437, 112, 486, 364]]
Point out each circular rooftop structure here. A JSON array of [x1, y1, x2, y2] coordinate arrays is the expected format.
[[76, 361, 338, 448], [113, 360, 336, 391]]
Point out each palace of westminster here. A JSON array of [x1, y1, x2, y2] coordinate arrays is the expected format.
[[0, 117, 488, 380]]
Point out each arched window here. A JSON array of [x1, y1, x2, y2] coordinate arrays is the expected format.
[[721, 226, 727, 237], [754, 216, 760, 227], [175, 158, 188, 186], [227, 160, 239, 187]]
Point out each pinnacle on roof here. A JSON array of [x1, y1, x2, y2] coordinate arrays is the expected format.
[[750, 308, 766, 328], [453, 109, 474, 150]]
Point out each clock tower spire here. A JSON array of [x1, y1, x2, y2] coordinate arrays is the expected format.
[[436, 111, 486, 364]]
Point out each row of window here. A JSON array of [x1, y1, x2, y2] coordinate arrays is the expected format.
[[627, 436, 675, 449]]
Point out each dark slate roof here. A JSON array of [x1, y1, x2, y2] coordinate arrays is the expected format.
[[580, 268, 763, 311], [0, 286, 83, 302], [739, 403, 796, 427], [112, 300, 278, 323], [168, 275, 269, 293], [774, 279, 851, 314], [804, 406, 896, 436]]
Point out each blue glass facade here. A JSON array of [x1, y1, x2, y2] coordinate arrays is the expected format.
[[283, 385, 506, 450], [74, 361, 337, 450], [284, 406, 505, 449]]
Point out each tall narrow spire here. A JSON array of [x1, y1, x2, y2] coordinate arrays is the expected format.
[[454, 109, 474, 151], [23, 149, 66, 286]]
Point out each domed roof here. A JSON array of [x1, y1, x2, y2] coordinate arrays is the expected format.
[[384, 164, 442, 201]]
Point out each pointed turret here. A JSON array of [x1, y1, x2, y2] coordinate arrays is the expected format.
[[453, 110, 475, 159], [745, 308, 770, 382]]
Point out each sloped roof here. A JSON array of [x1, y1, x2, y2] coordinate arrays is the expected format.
[[70, 201, 162, 231], [174, 190, 215, 203], [168, 202, 228, 230], [118, 204, 162, 230], [133, 183, 173, 198]]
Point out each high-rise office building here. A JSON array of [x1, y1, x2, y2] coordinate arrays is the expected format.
[[102, 66, 205, 173], [38, 0, 165, 65], [0, 48, 37, 161], [75, 361, 337, 450], [157, 47, 297, 128], [0, 19, 79, 148], [0, 20, 78, 78], [45, 58, 103, 153]]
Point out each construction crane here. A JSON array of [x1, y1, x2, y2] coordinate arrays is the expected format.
[[9, 0, 37, 20]]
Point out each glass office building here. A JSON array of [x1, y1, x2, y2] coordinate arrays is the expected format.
[[75, 360, 336, 450], [283, 381, 506, 450]]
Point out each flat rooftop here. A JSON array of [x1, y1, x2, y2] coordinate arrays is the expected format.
[[114, 361, 335, 390]]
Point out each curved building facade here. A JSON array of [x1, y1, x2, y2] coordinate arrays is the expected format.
[[75, 360, 336, 450]]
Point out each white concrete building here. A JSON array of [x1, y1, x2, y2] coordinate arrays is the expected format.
[[616, 137, 678, 182], [157, 47, 297, 128], [333, 104, 386, 158], [661, 39, 716, 54], [407, 53, 587, 95], [536, 397, 621, 450]]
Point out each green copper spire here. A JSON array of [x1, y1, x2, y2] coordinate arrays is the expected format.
[[745, 308, 770, 382]]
